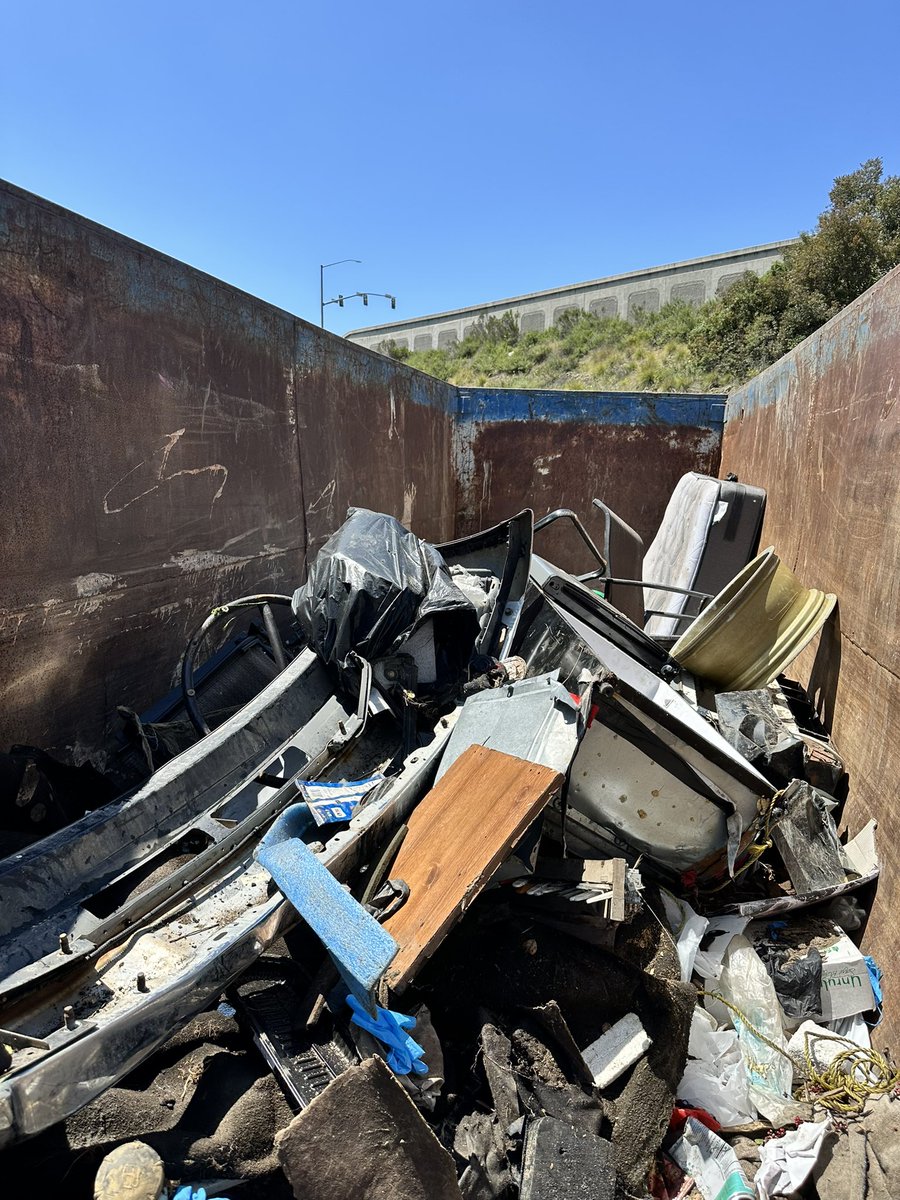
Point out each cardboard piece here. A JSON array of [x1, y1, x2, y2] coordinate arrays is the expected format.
[[818, 934, 875, 1021]]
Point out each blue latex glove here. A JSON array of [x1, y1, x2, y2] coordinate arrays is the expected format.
[[346, 994, 428, 1075], [865, 955, 884, 1026], [172, 1188, 230, 1200]]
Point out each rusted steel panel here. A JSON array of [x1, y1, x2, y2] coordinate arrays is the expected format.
[[0, 184, 304, 757], [454, 389, 724, 574], [293, 330, 456, 562], [722, 263, 900, 1045], [0, 182, 457, 757], [0, 180, 721, 770]]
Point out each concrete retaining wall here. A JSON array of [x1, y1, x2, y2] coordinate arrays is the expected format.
[[721, 263, 900, 1040]]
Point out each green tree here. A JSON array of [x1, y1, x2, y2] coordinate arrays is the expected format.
[[690, 158, 900, 383]]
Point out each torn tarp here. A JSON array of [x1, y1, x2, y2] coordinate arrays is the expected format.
[[293, 509, 480, 678]]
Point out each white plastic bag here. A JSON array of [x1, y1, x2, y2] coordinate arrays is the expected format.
[[704, 934, 800, 1124], [660, 890, 708, 983], [692, 916, 748, 981], [755, 1118, 832, 1199], [678, 1007, 754, 1126]]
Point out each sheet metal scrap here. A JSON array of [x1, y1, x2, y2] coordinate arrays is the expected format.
[[0, 495, 882, 1200]]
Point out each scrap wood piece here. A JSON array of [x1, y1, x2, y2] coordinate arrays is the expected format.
[[255, 804, 397, 1010], [383, 745, 563, 992], [534, 857, 627, 921], [276, 1054, 463, 1200]]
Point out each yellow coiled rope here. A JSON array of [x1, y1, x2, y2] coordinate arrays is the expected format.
[[698, 989, 899, 1116]]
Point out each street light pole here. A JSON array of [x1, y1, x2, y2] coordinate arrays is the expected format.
[[320, 258, 361, 327]]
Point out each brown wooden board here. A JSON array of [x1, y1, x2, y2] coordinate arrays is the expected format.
[[383, 745, 563, 991]]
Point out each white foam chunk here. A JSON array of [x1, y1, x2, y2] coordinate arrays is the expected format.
[[581, 1012, 652, 1089]]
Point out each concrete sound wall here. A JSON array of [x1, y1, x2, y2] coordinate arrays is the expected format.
[[347, 241, 796, 352], [721, 264, 900, 1040]]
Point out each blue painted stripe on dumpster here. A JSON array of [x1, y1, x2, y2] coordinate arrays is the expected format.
[[456, 388, 726, 429], [725, 282, 879, 423]]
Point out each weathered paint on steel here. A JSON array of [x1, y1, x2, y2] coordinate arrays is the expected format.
[[722, 262, 900, 1046], [294, 330, 457, 562], [457, 387, 726, 429], [0, 179, 724, 761], [0, 181, 457, 757], [454, 388, 724, 572]]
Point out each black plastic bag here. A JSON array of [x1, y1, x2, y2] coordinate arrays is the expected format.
[[293, 509, 480, 680], [756, 942, 823, 1021]]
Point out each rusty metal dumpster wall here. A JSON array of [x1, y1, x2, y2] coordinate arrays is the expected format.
[[0, 182, 458, 755], [454, 388, 725, 573], [0, 180, 724, 760], [721, 262, 900, 1045]]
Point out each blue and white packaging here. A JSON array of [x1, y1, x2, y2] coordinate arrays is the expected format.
[[298, 774, 385, 826]]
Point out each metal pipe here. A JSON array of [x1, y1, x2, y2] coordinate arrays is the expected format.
[[261, 603, 288, 671]]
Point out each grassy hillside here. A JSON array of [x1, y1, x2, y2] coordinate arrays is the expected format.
[[381, 303, 728, 393], [379, 160, 900, 394]]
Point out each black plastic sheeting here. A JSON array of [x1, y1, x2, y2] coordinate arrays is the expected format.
[[756, 942, 823, 1021], [293, 509, 480, 682]]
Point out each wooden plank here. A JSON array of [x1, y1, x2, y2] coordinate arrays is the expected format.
[[533, 857, 627, 921], [257, 806, 398, 1009], [383, 745, 563, 991]]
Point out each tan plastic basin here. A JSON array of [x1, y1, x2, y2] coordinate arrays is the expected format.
[[671, 546, 836, 691]]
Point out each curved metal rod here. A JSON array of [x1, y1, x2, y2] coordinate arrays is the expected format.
[[598, 578, 713, 602], [181, 594, 294, 736], [534, 508, 607, 575]]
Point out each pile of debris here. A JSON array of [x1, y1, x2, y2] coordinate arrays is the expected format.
[[0, 478, 893, 1200]]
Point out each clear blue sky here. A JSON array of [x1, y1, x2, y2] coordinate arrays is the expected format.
[[4, 1, 900, 335]]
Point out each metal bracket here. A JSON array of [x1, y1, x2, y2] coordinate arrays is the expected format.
[[365, 879, 409, 923]]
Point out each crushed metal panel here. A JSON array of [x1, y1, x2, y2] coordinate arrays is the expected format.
[[568, 719, 732, 873], [0, 711, 460, 1148], [435, 671, 581, 780], [523, 598, 773, 870], [543, 598, 772, 809]]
